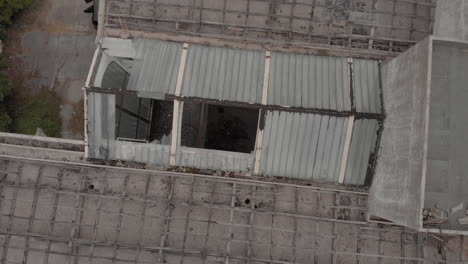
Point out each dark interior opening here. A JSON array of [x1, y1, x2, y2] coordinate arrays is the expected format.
[[148, 100, 173, 144], [102, 61, 174, 144], [101, 61, 130, 90], [115, 96, 173, 144], [115, 94, 152, 141], [181, 102, 259, 153]]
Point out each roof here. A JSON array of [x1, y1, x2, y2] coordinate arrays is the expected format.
[[370, 37, 468, 235], [369, 36, 431, 231], [103, 0, 436, 53], [434, 0, 468, 42], [0, 139, 459, 263], [86, 37, 383, 186], [424, 40, 468, 233]]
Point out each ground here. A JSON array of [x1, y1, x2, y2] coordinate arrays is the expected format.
[[3, 0, 95, 139]]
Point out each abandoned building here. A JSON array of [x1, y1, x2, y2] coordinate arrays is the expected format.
[[1, 0, 468, 263], [86, 36, 382, 186]]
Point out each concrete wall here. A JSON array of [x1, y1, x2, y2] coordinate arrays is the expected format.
[[368, 37, 431, 230], [424, 40, 468, 231], [434, 0, 468, 41]]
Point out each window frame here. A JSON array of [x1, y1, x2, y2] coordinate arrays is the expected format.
[[115, 95, 154, 142], [178, 101, 260, 154], [101, 60, 155, 143]]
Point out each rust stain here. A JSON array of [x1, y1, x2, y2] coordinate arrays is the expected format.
[[68, 99, 85, 138], [317, 49, 330, 56], [44, 20, 73, 35]]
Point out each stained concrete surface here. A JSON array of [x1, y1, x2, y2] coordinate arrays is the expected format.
[[0, 134, 466, 263], [424, 40, 468, 231], [6, 0, 96, 139], [369, 38, 468, 234], [105, 0, 435, 53], [0, 156, 456, 264], [434, 0, 468, 41], [0, 131, 84, 151], [369, 37, 431, 231]]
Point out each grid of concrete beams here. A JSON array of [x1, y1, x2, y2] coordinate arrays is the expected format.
[[0, 154, 466, 263], [103, 0, 435, 53]]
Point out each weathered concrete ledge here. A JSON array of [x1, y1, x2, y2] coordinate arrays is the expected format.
[[0, 132, 85, 152]]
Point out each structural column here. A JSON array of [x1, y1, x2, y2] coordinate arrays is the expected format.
[[170, 43, 189, 166], [253, 51, 271, 174], [338, 58, 355, 184], [83, 46, 101, 159]]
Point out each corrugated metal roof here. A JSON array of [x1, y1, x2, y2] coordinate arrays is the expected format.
[[98, 38, 382, 115], [87, 93, 116, 160], [87, 38, 384, 186], [101, 38, 135, 58], [127, 39, 182, 97], [353, 59, 382, 114], [176, 147, 254, 172], [180, 45, 265, 104], [88, 92, 380, 185], [87, 92, 98, 158], [268, 52, 351, 111], [115, 141, 171, 165], [87, 92, 171, 165], [344, 119, 379, 185], [260, 111, 347, 182]]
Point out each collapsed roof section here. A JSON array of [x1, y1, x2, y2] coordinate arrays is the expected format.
[[102, 0, 436, 54], [85, 37, 383, 186]]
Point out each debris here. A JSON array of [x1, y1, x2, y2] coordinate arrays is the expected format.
[[35, 128, 47, 137], [458, 216, 468, 225], [423, 208, 449, 225], [450, 203, 464, 214]]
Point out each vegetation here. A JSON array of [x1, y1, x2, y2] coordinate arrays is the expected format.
[[0, 0, 34, 40], [13, 87, 62, 137], [0, 0, 62, 137], [0, 0, 34, 133], [0, 69, 62, 136], [0, 73, 12, 131]]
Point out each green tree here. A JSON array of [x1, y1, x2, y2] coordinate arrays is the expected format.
[[0, 0, 34, 39], [13, 87, 61, 137], [0, 72, 12, 131], [0, 111, 12, 131], [0, 0, 37, 132], [0, 72, 11, 100]]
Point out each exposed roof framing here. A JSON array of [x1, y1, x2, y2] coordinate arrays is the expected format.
[[84, 87, 383, 120], [84, 38, 384, 185], [102, 0, 436, 54], [0, 153, 458, 264]]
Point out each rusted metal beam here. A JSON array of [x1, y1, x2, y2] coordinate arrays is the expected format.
[[165, 95, 384, 120], [84, 86, 384, 120], [85, 86, 138, 96]]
